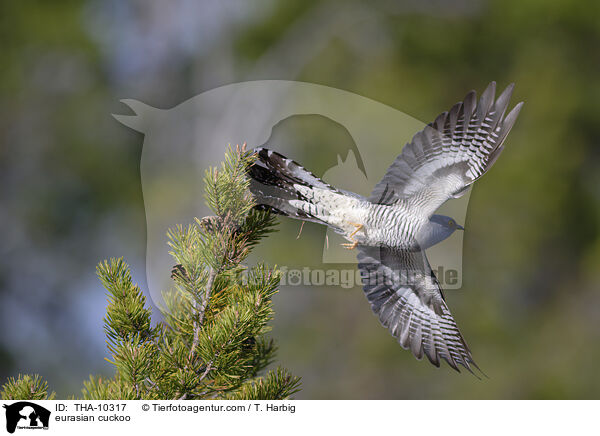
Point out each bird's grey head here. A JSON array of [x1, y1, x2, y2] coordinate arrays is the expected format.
[[417, 214, 464, 250]]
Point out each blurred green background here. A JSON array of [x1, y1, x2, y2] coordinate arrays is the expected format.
[[1, 0, 599, 399]]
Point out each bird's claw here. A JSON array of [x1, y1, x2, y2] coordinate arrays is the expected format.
[[341, 241, 358, 250], [341, 222, 363, 250], [348, 222, 363, 238]]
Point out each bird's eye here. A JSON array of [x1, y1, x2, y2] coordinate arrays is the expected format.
[[448, 220, 453, 226]]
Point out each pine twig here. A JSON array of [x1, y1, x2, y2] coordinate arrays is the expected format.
[[195, 268, 217, 345]]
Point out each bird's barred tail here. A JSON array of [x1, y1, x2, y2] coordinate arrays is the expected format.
[[248, 147, 341, 227]]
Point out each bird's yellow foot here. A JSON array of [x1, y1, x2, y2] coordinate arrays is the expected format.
[[341, 222, 363, 250], [341, 241, 358, 250], [348, 222, 363, 238]]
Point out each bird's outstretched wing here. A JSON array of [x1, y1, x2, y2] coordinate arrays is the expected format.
[[369, 82, 523, 219], [357, 245, 480, 373]]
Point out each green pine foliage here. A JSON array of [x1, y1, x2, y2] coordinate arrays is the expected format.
[[1, 146, 300, 400], [0, 375, 55, 400]]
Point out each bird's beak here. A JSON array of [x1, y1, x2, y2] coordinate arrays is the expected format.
[[457, 224, 465, 231]]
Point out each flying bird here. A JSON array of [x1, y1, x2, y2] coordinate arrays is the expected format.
[[248, 82, 523, 373]]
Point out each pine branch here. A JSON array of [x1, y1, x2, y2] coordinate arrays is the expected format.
[[197, 267, 217, 335], [2, 145, 301, 401], [1, 374, 55, 400], [223, 368, 301, 400]]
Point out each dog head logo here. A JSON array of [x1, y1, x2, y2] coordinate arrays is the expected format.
[[113, 80, 469, 303], [3, 402, 50, 433]]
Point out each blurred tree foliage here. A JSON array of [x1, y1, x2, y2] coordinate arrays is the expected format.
[[0, 0, 599, 399], [0, 0, 146, 393]]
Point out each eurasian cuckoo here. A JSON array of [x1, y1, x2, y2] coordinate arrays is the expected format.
[[249, 82, 523, 373]]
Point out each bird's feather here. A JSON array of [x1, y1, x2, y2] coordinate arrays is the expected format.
[[369, 82, 523, 220], [357, 245, 480, 373]]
